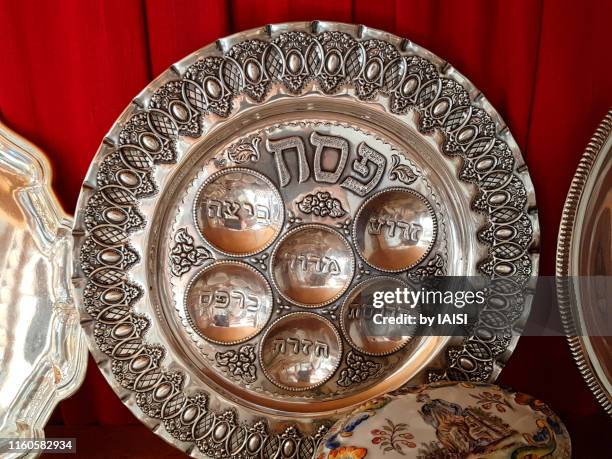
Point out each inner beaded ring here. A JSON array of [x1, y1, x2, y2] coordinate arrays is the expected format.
[[177, 124, 442, 391], [270, 223, 356, 308]]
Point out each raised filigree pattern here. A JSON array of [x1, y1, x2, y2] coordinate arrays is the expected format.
[[407, 253, 447, 279], [389, 154, 418, 185], [337, 351, 383, 387], [215, 135, 262, 168], [215, 345, 257, 384], [297, 191, 347, 218], [170, 228, 213, 277]]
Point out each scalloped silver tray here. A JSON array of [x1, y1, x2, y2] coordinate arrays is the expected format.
[[72, 22, 539, 458], [0, 121, 88, 458], [557, 110, 612, 416]]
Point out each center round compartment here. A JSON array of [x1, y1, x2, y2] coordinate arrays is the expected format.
[[271, 224, 355, 308]]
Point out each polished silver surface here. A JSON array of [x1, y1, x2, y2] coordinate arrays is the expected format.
[[271, 224, 355, 307], [353, 188, 436, 272], [194, 168, 284, 256], [557, 110, 612, 416], [0, 122, 87, 457], [185, 261, 273, 345], [158, 119, 453, 409], [340, 277, 416, 356], [72, 22, 539, 458], [260, 312, 342, 391]]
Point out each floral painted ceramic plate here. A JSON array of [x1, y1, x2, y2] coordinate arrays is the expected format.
[[317, 382, 571, 458]]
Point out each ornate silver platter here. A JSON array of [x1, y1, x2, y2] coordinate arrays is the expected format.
[[0, 121, 88, 457], [557, 110, 612, 416], [73, 22, 539, 458]]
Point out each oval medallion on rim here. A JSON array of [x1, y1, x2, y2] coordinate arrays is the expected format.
[[194, 168, 284, 257], [259, 312, 343, 391], [184, 261, 273, 345], [270, 224, 355, 308]]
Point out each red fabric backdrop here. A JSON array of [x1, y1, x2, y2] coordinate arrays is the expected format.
[[1, 0, 610, 455]]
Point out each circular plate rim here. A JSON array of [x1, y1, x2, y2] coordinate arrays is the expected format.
[[72, 20, 541, 456], [556, 109, 612, 416]]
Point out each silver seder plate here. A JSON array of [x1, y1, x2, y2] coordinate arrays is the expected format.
[[73, 22, 539, 458]]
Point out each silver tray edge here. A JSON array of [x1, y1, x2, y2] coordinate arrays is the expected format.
[[0, 121, 89, 457], [556, 109, 612, 416]]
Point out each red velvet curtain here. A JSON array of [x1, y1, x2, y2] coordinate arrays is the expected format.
[[1, 0, 610, 452]]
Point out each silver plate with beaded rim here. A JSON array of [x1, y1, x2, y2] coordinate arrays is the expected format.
[[73, 22, 540, 458], [556, 110, 612, 416]]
